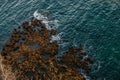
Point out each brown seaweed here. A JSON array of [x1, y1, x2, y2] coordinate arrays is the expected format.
[[0, 18, 92, 80]]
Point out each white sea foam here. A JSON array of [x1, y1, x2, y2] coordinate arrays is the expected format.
[[33, 10, 61, 42], [33, 10, 59, 30], [53, 19, 59, 29], [50, 35, 61, 43], [33, 10, 48, 20]]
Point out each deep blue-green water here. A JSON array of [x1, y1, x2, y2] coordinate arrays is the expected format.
[[0, 0, 120, 80]]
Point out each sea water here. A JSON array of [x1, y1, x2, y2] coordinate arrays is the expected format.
[[0, 0, 120, 80]]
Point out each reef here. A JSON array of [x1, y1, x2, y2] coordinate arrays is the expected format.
[[0, 18, 92, 80]]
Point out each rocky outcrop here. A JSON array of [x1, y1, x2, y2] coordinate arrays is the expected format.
[[0, 18, 92, 80]]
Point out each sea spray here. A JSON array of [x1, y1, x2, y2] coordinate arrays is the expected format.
[[50, 32, 64, 43], [33, 10, 58, 30], [33, 10, 64, 44], [33, 10, 48, 20]]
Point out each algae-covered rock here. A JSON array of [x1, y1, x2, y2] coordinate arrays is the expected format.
[[0, 18, 92, 80]]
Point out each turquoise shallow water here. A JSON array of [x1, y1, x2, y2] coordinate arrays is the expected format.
[[0, 0, 120, 80]]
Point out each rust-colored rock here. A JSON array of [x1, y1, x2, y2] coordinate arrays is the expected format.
[[0, 18, 92, 80]]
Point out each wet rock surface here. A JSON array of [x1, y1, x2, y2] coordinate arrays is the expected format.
[[0, 18, 92, 80]]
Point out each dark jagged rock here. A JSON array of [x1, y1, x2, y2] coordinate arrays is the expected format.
[[0, 18, 92, 80]]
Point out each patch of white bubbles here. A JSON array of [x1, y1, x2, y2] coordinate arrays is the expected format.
[[50, 32, 64, 43], [33, 10, 59, 30], [33, 10, 63, 43]]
